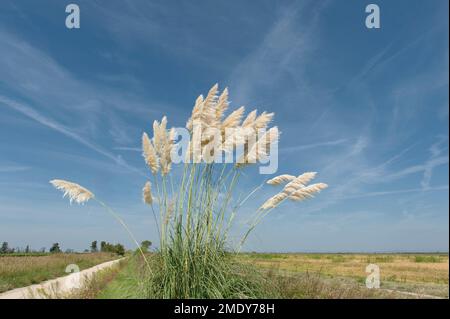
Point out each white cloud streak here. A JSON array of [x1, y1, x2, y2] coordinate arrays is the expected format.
[[0, 165, 31, 173], [281, 138, 348, 153], [0, 95, 146, 177]]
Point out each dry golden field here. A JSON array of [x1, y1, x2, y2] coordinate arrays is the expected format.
[[239, 253, 449, 298], [240, 253, 448, 284]]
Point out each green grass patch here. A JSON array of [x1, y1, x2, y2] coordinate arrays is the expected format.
[[0, 253, 117, 293], [366, 255, 395, 263], [414, 255, 442, 263], [96, 258, 144, 299], [328, 255, 346, 263]]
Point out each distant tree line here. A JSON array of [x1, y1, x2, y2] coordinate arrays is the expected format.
[[90, 240, 151, 256], [1, 240, 150, 256], [141, 240, 152, 252], [0, 242, 64, 254], [1, 242, 14, 254], [94, 241, 125, 256]]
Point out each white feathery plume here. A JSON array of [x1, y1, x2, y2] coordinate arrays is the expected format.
[[160, 116, 168, 134], [142, 132, 159, 174], [187, 85, 223, 148], [242, 110, 257, 127], [152, 119, 162, 154], [186, 94, 204, 131], [215, 88, 229, 121], [142, 181, 153, 205], [203, 83, 219, 108], [201, 84, 220, 128], [266, 174, 297, 185], [160, 147, 172, 175], [50, 179, 94, 204], [260, 179, 327, 210], [158, 116, 169, 156], [221, 106, 245, 130], [260, 192, 288, 210], [282, 172, 317, 194], [295, 172, 317, 186], [147, 116, 174, 175], [219, 106, 246, 153], [253, 112, 274, 130], [160, 125, 174, 176], [202, 107, 219, 129], [289, 183, 328, 201]]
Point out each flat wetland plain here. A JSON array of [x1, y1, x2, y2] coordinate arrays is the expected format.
[[0, 252, 448, 298]]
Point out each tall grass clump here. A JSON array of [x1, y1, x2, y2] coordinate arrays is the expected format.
[[51, 84, 328, 298]]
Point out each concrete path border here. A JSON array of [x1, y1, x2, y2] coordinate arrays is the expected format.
[[0, 257, 125, 299]]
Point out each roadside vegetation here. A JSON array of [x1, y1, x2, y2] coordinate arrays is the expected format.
[[68, 258, 128, 299], [0, 252, 119, 293], [1, 251, 447, 298], [89, 253, 448, 299]]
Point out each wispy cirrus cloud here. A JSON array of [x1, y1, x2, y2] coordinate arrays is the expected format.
[[113, 146, 141, 152], [0, 165, 31, 173], [0, 1, 447, 252], [0, 29, 163, 147], [281, 138, 348, 153], [0, 95, 146, 177]]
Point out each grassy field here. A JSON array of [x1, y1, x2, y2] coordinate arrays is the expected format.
[[0, 252, 118, 293], [96, 255, 146, 299], [239, 253, 449, 298], [76, 253, 448, 299], [2, 252, 447, 298]]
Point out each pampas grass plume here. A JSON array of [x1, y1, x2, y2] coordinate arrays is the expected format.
[[282, 172, 317, 194], [260, 192, 288, 210], [267, 174, 297, 185], [50, 179, 94, 204], [289, 183, 328, 201], [142, 181, 153, 205], [142, 132, 159, 174]]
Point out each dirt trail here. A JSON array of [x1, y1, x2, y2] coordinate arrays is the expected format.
[[0, 257, 125, 299]]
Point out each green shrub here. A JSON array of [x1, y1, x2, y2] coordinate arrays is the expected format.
[[414, 255, 441, 263]]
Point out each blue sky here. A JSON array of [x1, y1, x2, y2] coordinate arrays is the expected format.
[[0, 0, 448, 252]]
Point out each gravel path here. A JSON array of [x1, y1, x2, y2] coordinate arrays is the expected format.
[[0, 257, 125, 299]]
